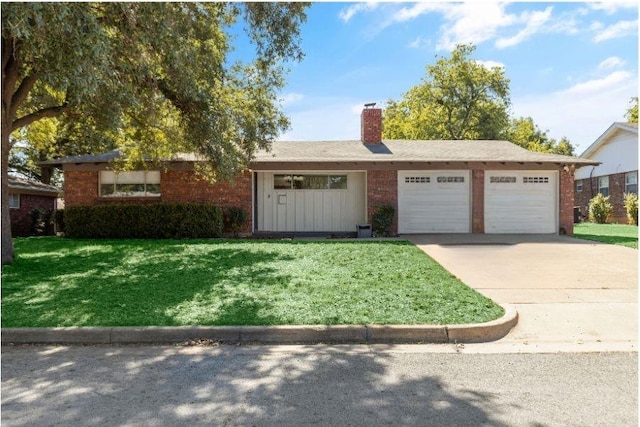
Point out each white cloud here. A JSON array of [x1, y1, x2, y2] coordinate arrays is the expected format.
[[392, 3, 443, 23], [563, 71, 632, 96], [436, 3, 516, 50], [407, 36, 430, 49], [590, 2, 639, 15], [338, 2, 380, 23], [280, 92, 304, 106], [475, 60, 505, 69], [496, 7, 553, 48], [598, 56, 626, 70], [512, 71, 637, 153], [593, 19, 638, 42]]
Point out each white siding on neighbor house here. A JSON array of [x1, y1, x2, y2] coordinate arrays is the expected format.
[[485, 171, 558, 234], [256, 171, 366, 232], [575, 128, 638, 179], [398, 170, 471, 233]]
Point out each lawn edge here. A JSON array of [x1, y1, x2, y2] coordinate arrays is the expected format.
[[1, 305, 517, 345]]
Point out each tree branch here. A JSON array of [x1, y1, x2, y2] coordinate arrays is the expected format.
[[10, 74, 39, 118], [11, 103, 68, 131]]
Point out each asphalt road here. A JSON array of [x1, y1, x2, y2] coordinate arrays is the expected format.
[[2, 344, 637, 427]]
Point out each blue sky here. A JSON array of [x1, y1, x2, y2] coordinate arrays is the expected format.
[[266, 1, 638, 154]]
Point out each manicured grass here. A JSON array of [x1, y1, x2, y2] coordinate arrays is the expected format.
[[574, 223, 638, 249], [1, 238, 503, 327]]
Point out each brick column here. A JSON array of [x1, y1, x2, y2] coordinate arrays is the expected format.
[[367, 170, 398, 235], [559, 168, 575, 235], [472, 170, 484, 233]]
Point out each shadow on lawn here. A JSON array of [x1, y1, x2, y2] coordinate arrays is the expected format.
[[2, 239, 298, 327]]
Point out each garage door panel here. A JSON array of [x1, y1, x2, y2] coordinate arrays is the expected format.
[[485, 171, 557, 234], [398, 170, 470, 233]]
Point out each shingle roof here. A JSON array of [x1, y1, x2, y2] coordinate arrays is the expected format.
[[41, 140, 598, 167], [253, 140, 597, 165], [8, 176, 62, 196]]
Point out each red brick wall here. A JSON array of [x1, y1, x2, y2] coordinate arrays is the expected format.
[[9, 193, 56, 237], [64, 171, 99, 205], [361, 108, 382, 144], [367, 169, 398, 235], [64, 168, 253, 233], [472, 170, 484, 233], [575, 172, 630, 223], [559, 169, 574, 235]]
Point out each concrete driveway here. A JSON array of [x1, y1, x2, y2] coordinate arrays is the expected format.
[[407, 234, 638, 352]]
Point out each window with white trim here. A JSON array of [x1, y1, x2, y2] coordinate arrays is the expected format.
[[274, 174, 347, 190], [490, 176, 516, 183], [99, 171, 161, 197], [8, 193, 20, 209], [523, 176, 550, 184], [598, 176, 609, 197], [436, 176, 465, 183], [404, 176, 430, 184], [576, 181, 583, 193], [625, 171, 637, 194]]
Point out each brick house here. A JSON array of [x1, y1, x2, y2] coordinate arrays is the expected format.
[[575, 122, 638, 223], [43, 107, 597, 236], [8, 175, 62, 237]]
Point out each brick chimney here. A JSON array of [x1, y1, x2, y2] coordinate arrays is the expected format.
[[361, 105, 382, 144]]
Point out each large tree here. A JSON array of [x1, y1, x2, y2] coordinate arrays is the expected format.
[[383, 44, 511, 141], [506, 116, 575, 156], [1, 2, 308, 264]]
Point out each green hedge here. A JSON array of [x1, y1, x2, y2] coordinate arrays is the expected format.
[[65, 203, 223, 238]]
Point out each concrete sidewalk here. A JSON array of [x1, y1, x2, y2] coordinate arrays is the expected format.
[[407, 234, 638, 352]]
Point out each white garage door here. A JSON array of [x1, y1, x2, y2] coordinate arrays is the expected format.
[[398, 170, 471, 233], [485, 171, 558, 234]]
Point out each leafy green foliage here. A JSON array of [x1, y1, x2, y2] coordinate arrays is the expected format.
[[506, 117, 575, 155], [1, 238, 504, 327], [624, 193, 638, 225], [588, 193, 613, 224], [28, 208, 54, 236], [574, 223, 638, 249], [625, 97, 638, 123], [1, 2, 308, 263], [65, 203, 223, 238], [382, 43, 575, 155], [372, 204, 395, 237], [223, 206, 248, 237], [383, 44, 511, 140]]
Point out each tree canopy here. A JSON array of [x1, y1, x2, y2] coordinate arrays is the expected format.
[[625, 97, 638, 123], [506, 116, 575, 156], [383, 44, 511, 141], [382, 43, 575, 156], [1, 2, 308, 264]]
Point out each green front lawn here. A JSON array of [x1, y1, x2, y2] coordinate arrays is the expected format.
[[574, 223, 638, 249], [2, 238, 503, 328]]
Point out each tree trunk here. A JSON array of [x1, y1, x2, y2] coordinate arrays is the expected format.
[[2, 119, 14, 265]]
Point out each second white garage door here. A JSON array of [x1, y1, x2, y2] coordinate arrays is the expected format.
[[485, 171, 558, 234], [398, 170, 471, 233]]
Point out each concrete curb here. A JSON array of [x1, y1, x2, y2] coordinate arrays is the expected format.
[[1, 305, 517, 345]]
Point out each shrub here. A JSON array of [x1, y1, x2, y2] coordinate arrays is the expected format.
[[29, 208, 45, 235], [624, 192, 638, 225], [224, 207, 247, 237], [372, 204, 395, 237], [588, 193, 613, 224], [55, 209, 65, 234], [65, 203, 223, 239]]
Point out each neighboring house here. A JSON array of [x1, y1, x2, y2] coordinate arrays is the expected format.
[[575, 122, 638, 223], [8, 175, 63, 237], [42, 107, 597, 236]]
